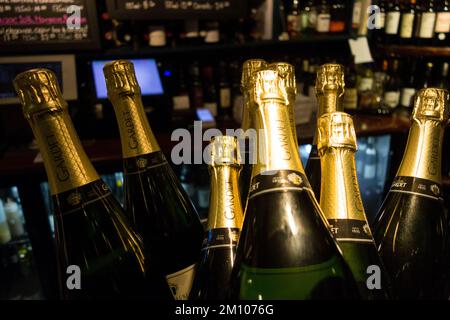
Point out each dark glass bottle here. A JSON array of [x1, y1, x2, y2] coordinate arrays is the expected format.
[[14, 69, 170, 299], [418, 0, 437, 45], [104, 61, 204, 300], [189, 61, 204, 109], [190, 136, 244, 300], [383, 59, 402, 110], [384, 0, 401, 43], [231, 69, 358, 299], [399, 0, 417, 44], [305, 64, 344, 201], [330, 0, 346, 34], [400, 58, 418, 109], [318, 112, 391, 300], [434, 0, 450, 46], [239, 59, 267, 212], [218, 61, 232, 119], [316, 0, 331, 33], [373, 88, 450, 299], [286, 0, 302, 39]]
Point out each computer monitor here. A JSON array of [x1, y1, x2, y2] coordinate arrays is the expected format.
[[0, 55, 78, 105], [91, 59, 164, 100]]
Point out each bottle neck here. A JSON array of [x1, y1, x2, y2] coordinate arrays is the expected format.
[[251, 99, 304, 177], [207, 165, 243, 231], [319, 147, 366, 221], [313, 91, 342, 144], [110, 94, 160, 158], [28, 108, 99, 195], [396, 118, 445, 184]]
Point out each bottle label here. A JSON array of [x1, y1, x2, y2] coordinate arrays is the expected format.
[[287, 14, 301, 33], [435, 12, 450, 33], [173, 95, 190, 110], [384, 91, 400, 108], [385, 11, 401, 34], [239, 256, 345, 299], [166, 264, 197, 300], [220, 88, 231, 109], [343, 88, 358, 109], [204, 30, 220, 43], [149, 30, 166, 47], [202, 228, 240, 251], [400, 13, 415, 38], [316, 13, 331, 32], [53, 180, 110, 215], [308, 9, 318, 27], [419, 12, 437, 38], [330, 20, 345, 32], [352, 1, 362, 25], [390, 176, 443, 201], [375, 12, 386, 29], [358, 77, 373, 91], [327, 219, 373, 243], [249, 170, 311, 200], [204, 102, 218, 116], [400, 87, 416, 107], [124, 151, 167, 174]]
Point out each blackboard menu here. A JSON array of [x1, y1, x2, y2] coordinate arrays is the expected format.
[[0, 0, 99, 51], [106, 0, 246, 20]]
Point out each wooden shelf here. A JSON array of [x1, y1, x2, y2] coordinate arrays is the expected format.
[[379, 45, 450, 57], [0, 114, 411, 186]]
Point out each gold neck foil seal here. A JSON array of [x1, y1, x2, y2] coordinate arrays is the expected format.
[[14, 69, 67, 118], [315, 64, 345, 98], [412, 88, 450, 123], [317, 112, 357, 152], [267, 62, 296, 102], [103, 60, 141, 99], [210, 136, 241, 167], [252, 69, 285, 105], [241, 59, 268, 93]]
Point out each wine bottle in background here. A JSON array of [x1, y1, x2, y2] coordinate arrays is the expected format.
[[190, 136, 244, 300], [104, 61, 204, 300], [399, 0, 417, 44], [418, 61, 434, 89], [305, 64, 344, 200], [307, 0, 318, 33], [172, 67, 191, 112], [148, 25, 167, 47], [300, 0, 314, 34], [372, 0, 386, 41], [343, 61, 358, 111], [383, 59, 401, 110], [400, 58, 418, 109], [413, 0, 424, 39], [0, 200, 11, 245], [232, 69, 358, 300], [434, 0, 450, 46], [318, 112, 391, 300], [14, 68, 168, 299], [218, 61, 232, 119], [202, 21, 220, 44], [434, 61, 449, 89], [189, 62, 204, 109], [239, 59, 267, 212], [267, 62, 298, 143], [418, 0, 437, 45], [329, 0, 346, 34], [286, 0, 302, 39], [352, 0, 364, 34], [373, 88, 450, 299], [316, 0, 331, 34], [356, 63, 375, 110], [202, 66, 219, 117], [384, 0, 401, 43]]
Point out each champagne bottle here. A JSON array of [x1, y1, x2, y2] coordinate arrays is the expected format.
[[373, 88, 450, 299], [305, 64, 344, 200], [318, 112, 391, 300], [232, 69, 358, 300], [14, 69, 167, 299], [239, 59, 267, 211], [103, 60, 204, 300], [190, 136, 244, 300]]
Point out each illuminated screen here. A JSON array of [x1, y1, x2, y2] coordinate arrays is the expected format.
[[92, 59, 164, 99]]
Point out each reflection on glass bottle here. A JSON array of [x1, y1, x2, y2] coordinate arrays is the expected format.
[[0, 200, 12, 245]]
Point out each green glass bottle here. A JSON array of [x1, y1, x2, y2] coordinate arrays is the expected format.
[[231, 69, 358, 300], [305, 64, 345, 200], [104, 60, 204, 300], [373, 88, 450, 299], [190, 136, 244, 300], [318, 112, 391, 300]]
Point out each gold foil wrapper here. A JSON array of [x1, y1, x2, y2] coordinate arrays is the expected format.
[[241, 59, 267, 92], [210, 136, 241, 167], [315, 63, 345, 97], [317, 112, 357, 152], [14, 68, 67, 117], [252, 69, 285, 104], [412, 88, 450, 123], [267, 62, 297, 101], [103, 60, 141, 99]]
